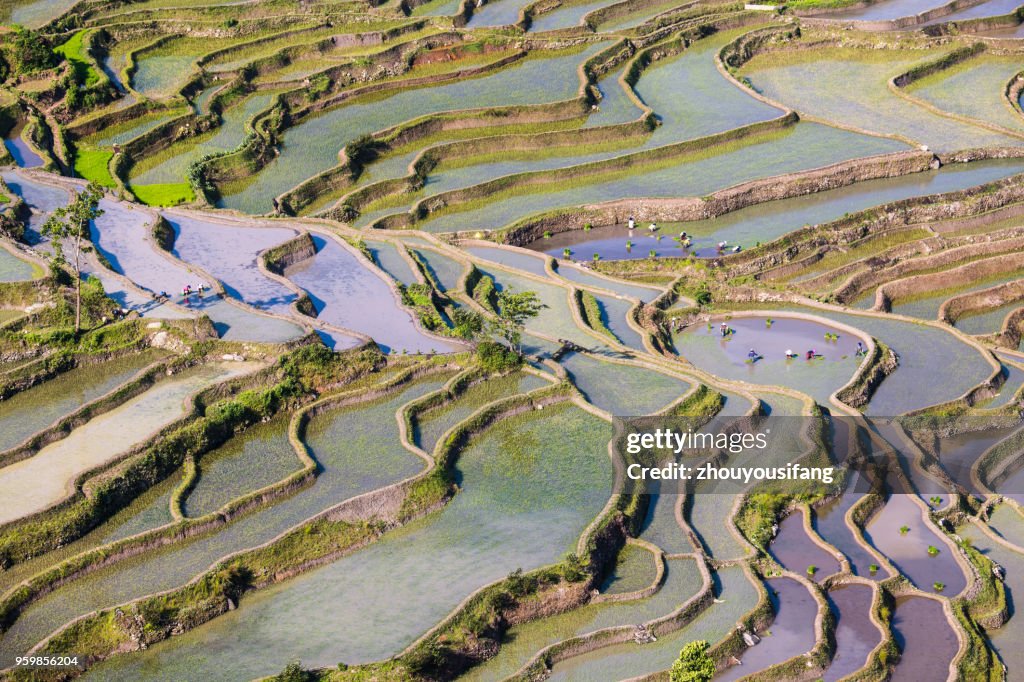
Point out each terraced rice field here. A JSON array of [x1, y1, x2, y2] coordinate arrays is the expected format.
[[1, 1, 1024, 680]]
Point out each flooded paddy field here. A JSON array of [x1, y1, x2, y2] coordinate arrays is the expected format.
[[2, 3, 1024, 681], [824, 583, 880, 682], [0, 351, 165, 453], [768, 509, 842, 582], [415, 122, 905, 233], [0, 361, 255, 524], [672, 314, 864, 404], [462, 555, 703, 681], [740, 47, 1021, 151], [285, 234, 459, 354], [84, 401, 611, 680], [544, 565, 758, 680], [527, 158, 1024, 259], [889, 595, 959, 681], [863, 493, 967, 595]]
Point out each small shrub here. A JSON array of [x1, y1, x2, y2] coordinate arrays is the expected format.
[[271, 661, 313, 682], [670, 640, 715, 682], [476, 341, 521, 373]]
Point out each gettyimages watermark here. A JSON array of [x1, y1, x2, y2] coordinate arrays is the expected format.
[[608, 414, 1024, 496]]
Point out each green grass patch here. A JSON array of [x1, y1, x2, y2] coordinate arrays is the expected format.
[[131, 182, 195, 206], [73, 148, 116, 188], [55, 30, 102, 88]]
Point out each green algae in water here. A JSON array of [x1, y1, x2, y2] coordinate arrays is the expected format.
[[0, 468, 179, 595], [85, 401, 612, 681], [908, 56, 1024, 134], [183, 416, 299, 518], [544, 564, 755, 680], [600, 542, 659, 595], [0, 351, 165, 454], [0, 246, 37, 282], [0, 362, 256, 526], [1, 377, 449, 664], [639, 494, 692, 555], [559, 350, 689, 416], [413, 372, 549, 453], [741, 49, 1019, 151], [463, 556, 702, 682]]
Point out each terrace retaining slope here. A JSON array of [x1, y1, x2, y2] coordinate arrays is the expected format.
[[838, 236, 1024, 305], [940, 279, 1024, 325], [260, 232, 317, 275]]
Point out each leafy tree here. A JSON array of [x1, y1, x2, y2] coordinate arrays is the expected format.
[[10, 27, 56, 74], [451, 307, 484, 340], [41, 182, 105, 333], [670, 640, 715, 682], [486, 289, 543, 354]]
